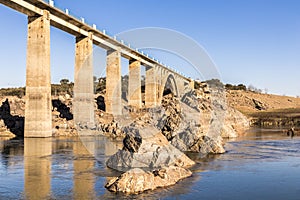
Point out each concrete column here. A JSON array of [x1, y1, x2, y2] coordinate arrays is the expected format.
[[74, 32, 94, 128], [156, 67, 163, 106], [25, 11, 52, 137], [145, 66, 157, 107], [105, 49, 122, 115], [189, 79, 195, 89], [128, 59, 141, 108]]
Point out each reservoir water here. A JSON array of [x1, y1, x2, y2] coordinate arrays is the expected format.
[[0, 129, 299, 199]]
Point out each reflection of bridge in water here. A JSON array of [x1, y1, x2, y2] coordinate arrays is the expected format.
[[1, 137, 201, 199], [0, 0, 194, 138], [0, 137, 122, 199]]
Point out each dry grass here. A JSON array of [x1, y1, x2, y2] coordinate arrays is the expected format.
[[226, 90, 300, 117]]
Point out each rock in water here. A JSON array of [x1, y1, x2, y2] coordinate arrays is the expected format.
[[221, 107, 250, 138], [105, 166, 192, 194], [106, 126, 195, 172], [171, 127, 225, 154]]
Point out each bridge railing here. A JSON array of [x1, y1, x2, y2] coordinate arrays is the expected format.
[[40, 0, 188, 79]]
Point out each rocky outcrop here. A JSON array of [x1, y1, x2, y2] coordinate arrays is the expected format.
[[155, 81, 249, 154], [106, 126, 195, 172], [0, 98, 24, 137], [156, 88, 226, 154], [98, 120, 125, 139], [171, 129, 225, 154], [52, 96, 77, 136], [0, 119, 15, 137], [123, 132, 142, 153], [105, 166, 192, 194], [52, 118, 77, 136], [157, 93, 182, 140], [221, 107, 250, 138], [252, 99, 267, 110]]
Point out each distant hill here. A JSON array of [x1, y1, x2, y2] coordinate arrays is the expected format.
[[227, 89, 300, 128]]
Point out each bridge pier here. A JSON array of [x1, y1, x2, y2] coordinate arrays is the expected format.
[[145, 66, 157, 107], [73, 32, 95, 128], [105, 49, 122, 115], [128, 59, 142, 108], [24, 11, 52, 137]]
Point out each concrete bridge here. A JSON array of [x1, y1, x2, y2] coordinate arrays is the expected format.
[[0, 0, 194, 137]]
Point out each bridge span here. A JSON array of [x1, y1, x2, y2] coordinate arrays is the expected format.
[[0, 0, 194, 137]]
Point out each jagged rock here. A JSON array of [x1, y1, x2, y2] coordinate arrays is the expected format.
[[0, 98, 24, 137], [220, 125, 237, 138], [99, 120, 125, 139], [52, 118, 77, 136], [0, 119, 15, 137], [157, 93, 182, 141], [252, 99, 267, 110], [171, 126, 225, 154], [221, 107, 250, 138], [106, 126, 195, 172], [156, 90, 226, 154], [196, 136, 225, 154], [123, 132, 142, 153], [157, 83, 248, 153], [105, 166, 192, 194]]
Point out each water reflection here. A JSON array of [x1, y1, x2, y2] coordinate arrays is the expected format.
[[24, 138, 52, 200], [73, 137, 96, 200], [1, 130, 298, 199], [0, 138, 24, 170]]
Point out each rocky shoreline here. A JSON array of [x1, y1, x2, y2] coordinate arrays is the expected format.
[[0, 81, 252, 194]]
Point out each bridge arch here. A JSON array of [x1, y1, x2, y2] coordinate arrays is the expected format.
[[159, 73, 179, 102]]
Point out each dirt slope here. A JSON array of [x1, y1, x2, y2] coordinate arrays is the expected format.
[[226, 90, 300, 115]]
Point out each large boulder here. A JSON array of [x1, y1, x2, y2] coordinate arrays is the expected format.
[[105, 166, 192, 194], [157, 93, 182, 140], [157, 91, 225, 154], [106, 126, 195, 172], [221, 107, 250, 138], [170, 123, 225, 154]]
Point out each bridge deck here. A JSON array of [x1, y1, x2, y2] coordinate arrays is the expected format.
[[0, 0, 189, 81]]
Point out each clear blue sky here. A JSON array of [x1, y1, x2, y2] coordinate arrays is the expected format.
[[0, 0, 299, 96]]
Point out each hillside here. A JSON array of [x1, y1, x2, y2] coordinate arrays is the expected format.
[[227, 90, 300, 128], [227, 90, 300, 114]]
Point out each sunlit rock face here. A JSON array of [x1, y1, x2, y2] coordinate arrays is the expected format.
[[106, 126, 195, 172], [105, 166, 192, 194], [157, 92, 226, 154], [221, 107, 250, 138]]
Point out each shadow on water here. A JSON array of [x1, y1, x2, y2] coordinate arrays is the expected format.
[[0, 99, 24, 137]]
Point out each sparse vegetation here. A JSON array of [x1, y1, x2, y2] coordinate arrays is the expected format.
[[95, 77, 106, 93], [0, 79, 74, 97], [224, 83, 264, 93], [52, 79, 74, 96], [247, 84, 262, 93], [225, 83, 247, 91], [0, 87, 25, 98], [206, 79, 224, 88]]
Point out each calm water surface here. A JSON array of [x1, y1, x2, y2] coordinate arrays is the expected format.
[[0, 129, 300, 200]]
